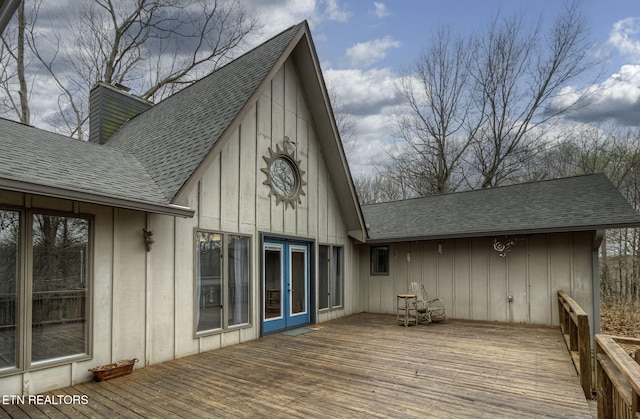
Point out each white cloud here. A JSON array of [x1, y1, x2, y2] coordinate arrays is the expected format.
[[373, 2, 389, 18], [608, 17, 640, 63], [241, 0, 317, 40], [324, 67, 401, 113], [241, 0, 350, 43], [324, 67, 402, 175], [558, 18, 640, 127], [551, 64, 640, 126], [344, 36, 400, 68], [323, 0, 350, 22]]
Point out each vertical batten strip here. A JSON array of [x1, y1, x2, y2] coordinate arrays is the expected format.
[[487, 238, 492, 321], [145, 213, 151, 366], [237, 125, 242, 234], [468, 239, 472, 320], [111, 208, 117, 362], [173, 216, 177, 360]]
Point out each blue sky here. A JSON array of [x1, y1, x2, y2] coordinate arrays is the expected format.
[[244, 0, 640, 175], [313, 1, 633, 70]]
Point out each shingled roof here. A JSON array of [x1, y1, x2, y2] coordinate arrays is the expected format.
[[0, 21, 366, 234], [106, 22, 304, 202], [0, 23, 306, 218], [362, 174, 640, 242], [0, 118, 192, 216]]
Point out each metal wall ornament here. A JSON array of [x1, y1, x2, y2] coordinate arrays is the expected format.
[[261, 143, 306, 209], [493, 236, 517, 257], [143, 228, 154, 251]]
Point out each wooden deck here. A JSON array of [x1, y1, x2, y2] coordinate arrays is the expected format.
[[2, 313, 595, 418]]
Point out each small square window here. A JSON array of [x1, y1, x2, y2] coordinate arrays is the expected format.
[[371, 246, 389, 275]]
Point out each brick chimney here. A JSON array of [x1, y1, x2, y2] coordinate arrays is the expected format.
[[89, 82, 152, 144]]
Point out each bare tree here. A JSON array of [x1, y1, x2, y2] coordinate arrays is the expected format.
[[0, 0, 35, 124], [1, 0, 259, 138], [392, 26, 478, 195], [353, 172, 412, 205], [327, 84, 357, 157], [390, 1, 597, 194], [533, 124, 640, 186], [470, 1, 596, 188]]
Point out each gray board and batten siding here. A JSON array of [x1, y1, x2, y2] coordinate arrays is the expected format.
[[360, 174, 640, 338]]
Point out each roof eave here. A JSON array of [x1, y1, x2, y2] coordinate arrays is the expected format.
[[0, 178, 195, 218], [364, 223, 640, 244]]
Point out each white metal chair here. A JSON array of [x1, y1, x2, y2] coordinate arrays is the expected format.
[[409, 282, 446, 323]]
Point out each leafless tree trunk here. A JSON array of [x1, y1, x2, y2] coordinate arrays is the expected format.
[[1, 0, 259, 139], [390, 1, 597, 195], [0, 0, 34, 124], [392, 26, 478, 195], [353, 172, 412, 205], [327, 84, 357, 156], [471, 1, 595, 188]]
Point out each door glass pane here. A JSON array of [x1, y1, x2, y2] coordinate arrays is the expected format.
[[290, 248, 306, 315], [196, 232, 222, 332], [264, 247, 282, 319], [332, 247, 343, 308], [228, 236, 249, 326], [318, 246, 329, 310], [32, 214, 89, 363], [0, 210, 19, 369]]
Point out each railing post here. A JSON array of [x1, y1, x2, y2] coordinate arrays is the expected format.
[[596, 340, 613, 419], [578, 313, 592, 398], [634, 349, 640, 415], [558, 293, 565, 333]]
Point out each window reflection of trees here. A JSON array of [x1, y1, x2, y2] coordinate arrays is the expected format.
[[31, 214, 89, 362], [196, 232, 222, 332], [0, 210, 19, 368], [270, 158, 296, 197], [0, 210, 19, 294], [32, 215, 88, 292]]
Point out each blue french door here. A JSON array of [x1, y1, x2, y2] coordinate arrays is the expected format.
[[263, 239, 310, 334]]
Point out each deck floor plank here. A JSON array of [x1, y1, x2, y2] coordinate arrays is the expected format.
[[1, 314, 593, 418]]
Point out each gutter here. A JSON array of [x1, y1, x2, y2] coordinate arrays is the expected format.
[[0, 178, 195, 218], [363, 223, 640, 244]]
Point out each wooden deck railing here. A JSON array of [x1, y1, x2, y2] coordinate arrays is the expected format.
[[0, 290, 85, 328], [558, 290, 593, 398], [596, 335, 640, 419]]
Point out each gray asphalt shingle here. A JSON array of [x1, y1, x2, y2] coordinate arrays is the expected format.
[[0, 23, 304, 213], [0, 118, 168, 204], [362, 174, 640, 241], [106, 23, 304, 201]]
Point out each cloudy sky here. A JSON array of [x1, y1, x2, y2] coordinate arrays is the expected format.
[[241, 0, 640, 175], [4, 0, 640, 176]]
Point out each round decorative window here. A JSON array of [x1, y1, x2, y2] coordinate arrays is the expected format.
[[270, 157, 297, 196], [261, 144, 306, 208]]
